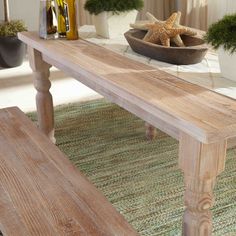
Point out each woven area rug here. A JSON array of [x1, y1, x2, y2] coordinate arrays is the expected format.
[[28, 99, 236, 236]]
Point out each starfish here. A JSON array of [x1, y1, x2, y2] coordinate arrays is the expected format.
[[130, 12, 197, 47], [143, 12, 189, 47], [147, 12, 197, 46]]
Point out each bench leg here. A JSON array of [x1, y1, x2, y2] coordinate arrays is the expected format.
[[227, 136, 236, 148], [145, 122, 157, 140], [179, 133, 227, 236], [28, 47, 55, 143]]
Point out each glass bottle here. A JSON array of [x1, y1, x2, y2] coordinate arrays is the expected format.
[[54, 0, 67, 37], [39, 0, 58, 39], [64, 0, 79, 40]]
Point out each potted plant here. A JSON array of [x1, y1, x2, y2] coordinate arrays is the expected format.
[[84, 0, 143, 39], [0, 0, 27, 68], [204, 13, 236, 82]]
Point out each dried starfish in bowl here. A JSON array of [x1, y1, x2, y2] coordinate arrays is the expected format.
[[146, 12, 197, 46], [130, 12, 197, 47], [143, 12, 189, 47]]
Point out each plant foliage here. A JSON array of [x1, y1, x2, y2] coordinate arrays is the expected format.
[[84, 0, 144, 15], [0, 20, 27, 37], [204, 13, 236, 53]]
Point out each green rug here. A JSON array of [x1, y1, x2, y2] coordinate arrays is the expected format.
[[28, 99, 236, 236]]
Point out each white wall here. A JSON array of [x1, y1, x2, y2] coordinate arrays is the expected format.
[[1, 0, 236, 31], [0, 0, 39, 31], [208, 0, 236, 25]]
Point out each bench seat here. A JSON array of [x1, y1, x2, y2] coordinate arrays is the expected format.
[[0, 107, 138, 236]]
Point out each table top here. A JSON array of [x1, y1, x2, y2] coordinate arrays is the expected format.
[[79, 25, 236, 100], [18, 31, 236, 143]]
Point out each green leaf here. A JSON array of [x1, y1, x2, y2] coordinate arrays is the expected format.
[[84, 0, 144, 15], [204, 14, 236, 54], [0, 20, 27, 37]]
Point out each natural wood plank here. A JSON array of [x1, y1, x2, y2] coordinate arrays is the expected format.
[[44, 54, 180, 141], [0, 107, 138, 236], [179, 132, 227, 236], [18, 32, 236, 144]]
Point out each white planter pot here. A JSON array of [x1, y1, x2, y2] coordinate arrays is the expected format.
[[93, 10, 138, 39], [218, 47, 236, 82]]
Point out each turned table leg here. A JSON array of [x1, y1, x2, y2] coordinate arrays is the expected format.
[[227, 136, 236, 148], [179, 133, 227, 236], [28, 47, 55, 143], [145, 122, 157, 140]]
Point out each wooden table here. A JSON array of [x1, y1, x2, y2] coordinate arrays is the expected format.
[[18, 31, 236, 236]]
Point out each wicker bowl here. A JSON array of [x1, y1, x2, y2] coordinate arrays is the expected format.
[[124, 29, 208, 65]]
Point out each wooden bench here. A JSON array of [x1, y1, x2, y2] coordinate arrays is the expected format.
[[18, 31, 236, 235], [0, 107, 138, 236]]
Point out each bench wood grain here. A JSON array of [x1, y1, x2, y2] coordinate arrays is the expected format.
[[18, 31, 236, 235], [19, 32, 236, 145], [0, 107, 138, 236]]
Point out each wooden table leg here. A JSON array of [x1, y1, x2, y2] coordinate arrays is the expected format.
[[227, 136, 236, 148], [28, 47, 55, 143], [145, 122, 157, 140], [179, 133, 227, 236]]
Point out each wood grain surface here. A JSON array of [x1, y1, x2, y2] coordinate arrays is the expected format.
[[17, 31, 236, 236], [179, 132, 227, 235], [18, 32, 236, 144], [0, 107, 138, 236]]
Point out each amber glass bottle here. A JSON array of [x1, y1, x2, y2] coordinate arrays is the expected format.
[[64, 0, 79, 40]]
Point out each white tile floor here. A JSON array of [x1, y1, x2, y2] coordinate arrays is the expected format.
[[0, 60, 102, 112]]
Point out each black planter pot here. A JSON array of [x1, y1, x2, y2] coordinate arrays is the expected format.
[[0, 36, 26, 68]]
